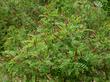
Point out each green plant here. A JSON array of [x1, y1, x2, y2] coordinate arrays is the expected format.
[[0, 0, 110, 82]]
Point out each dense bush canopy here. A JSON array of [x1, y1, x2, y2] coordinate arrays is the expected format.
[[0, 0, 110, 82]]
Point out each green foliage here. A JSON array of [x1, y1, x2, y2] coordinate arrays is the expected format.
[[0, 0, 110, 82]]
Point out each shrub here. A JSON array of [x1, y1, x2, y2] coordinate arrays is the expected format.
[[0, 0, 110, 82]]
